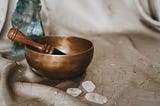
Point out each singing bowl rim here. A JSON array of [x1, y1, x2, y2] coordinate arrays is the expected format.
[[25, 35, 94, 56]]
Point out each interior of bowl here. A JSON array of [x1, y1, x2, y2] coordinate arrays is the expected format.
[[27, 36, 93, 55]]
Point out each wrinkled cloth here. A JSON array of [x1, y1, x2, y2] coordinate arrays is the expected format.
[[0, 0, 160, 106]]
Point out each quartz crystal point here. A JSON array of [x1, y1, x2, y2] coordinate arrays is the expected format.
[[11, 0, 44, 55]]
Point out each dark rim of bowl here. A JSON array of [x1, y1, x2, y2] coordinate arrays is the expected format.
[[25, 35, 94, 57]]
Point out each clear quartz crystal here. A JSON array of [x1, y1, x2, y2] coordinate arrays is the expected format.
[[82, 81, 96, 92], [66, 88, 82, 97], [85, 93, 108, 104]]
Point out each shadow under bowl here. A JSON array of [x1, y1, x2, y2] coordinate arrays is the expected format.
[[25, 36, 94, 80]]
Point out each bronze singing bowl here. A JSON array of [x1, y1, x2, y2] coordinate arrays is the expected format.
[[25, 36, 94, 79]]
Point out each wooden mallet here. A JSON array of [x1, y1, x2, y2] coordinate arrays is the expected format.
[[7, 28, 65, 55]]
